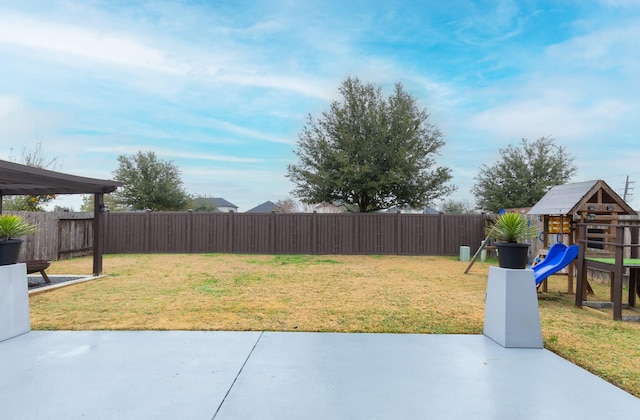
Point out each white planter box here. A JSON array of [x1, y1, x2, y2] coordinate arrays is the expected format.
[[483, 266, 543, 348], [0, 263, 30, 342]]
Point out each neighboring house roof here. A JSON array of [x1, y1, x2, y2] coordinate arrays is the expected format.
[[246, 201, 277, 213], [528, 180, 636, 216], [423, 206, 440, 214], [211, 197, 238, 209], [191, 197, 239, 212]]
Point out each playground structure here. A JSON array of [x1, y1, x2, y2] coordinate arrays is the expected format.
[[527, 179, 637, 294], [575, 222, 640, 320], [467, 179, 640, 320]]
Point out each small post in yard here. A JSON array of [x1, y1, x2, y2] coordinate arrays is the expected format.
[[459, 246, 471, 262]]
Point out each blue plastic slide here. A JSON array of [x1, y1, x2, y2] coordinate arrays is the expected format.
[[532, 243, 580, 285]]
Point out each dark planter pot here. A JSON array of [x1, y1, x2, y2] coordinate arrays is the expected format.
[[496, 242, 530, 269], [0, 239, 24, 266]]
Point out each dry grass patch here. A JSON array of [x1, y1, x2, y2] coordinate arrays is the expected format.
[[34, 254, 487, 333], [33, 254, 640, 397]]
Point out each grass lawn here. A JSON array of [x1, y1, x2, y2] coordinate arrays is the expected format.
[[31, 253, 640, 398]]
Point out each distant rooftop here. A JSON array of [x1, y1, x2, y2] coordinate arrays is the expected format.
[[212, 197, 238, 209], [246, 201, 277, 213], [190, 197, 239, 212]]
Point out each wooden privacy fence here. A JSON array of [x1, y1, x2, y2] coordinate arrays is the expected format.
[[102, 212, 487, 256], [9, 211, 487, 259], [10, 211, 94, 262]]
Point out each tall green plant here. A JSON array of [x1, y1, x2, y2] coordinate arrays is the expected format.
[[0, 214, 38, 240], [489, 213, 538, 243]]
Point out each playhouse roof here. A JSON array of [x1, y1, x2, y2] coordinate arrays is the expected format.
[[528, 179, 636, 216]]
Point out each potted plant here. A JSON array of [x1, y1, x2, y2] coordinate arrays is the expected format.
[[488, 212, 539, 269], [0, 214, 38, 266]]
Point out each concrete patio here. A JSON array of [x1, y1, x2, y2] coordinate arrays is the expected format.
[[1, 331, 639, 419]]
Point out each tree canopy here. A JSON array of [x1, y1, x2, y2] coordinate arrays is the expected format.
[[79, 194, 128, 212], [439, 199, 475, 214], [3, 141, 59, 211], [190, 196, 218, 212], [472, 137, 577, 213], [111, 151, 190, 211], [287, 76, 455, 213]]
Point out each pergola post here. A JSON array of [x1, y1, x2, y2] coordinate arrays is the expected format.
[[93, 193, 105, 276]]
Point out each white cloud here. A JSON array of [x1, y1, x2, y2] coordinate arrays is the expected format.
[[0, 15, 183, 75], [0, 95, 22, 119], [0, 95, 68, 150], [544, 24, 640, 73], [203, 118, 294, 145], [469, 97, 629, 141], [0, 13, 335, 100], [599, 0, 640, 8], [86, 145, 263, 164], [463, 15, 640, 145]]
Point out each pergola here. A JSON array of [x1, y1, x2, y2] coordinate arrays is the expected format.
[[0, 159, 123, 276]]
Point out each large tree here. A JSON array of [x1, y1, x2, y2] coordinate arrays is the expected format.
[[472, 137, 577, 213], [111, 151, 190, 211], [287, 77, 455, 213]]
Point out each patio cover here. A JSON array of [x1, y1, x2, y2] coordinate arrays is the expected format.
[[0, 159, 123, 275], [0, 159, 121, 196]]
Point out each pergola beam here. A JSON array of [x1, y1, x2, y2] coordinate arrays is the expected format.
[[0, 160, 122, 276]]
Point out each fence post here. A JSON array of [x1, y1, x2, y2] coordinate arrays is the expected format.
[[228, 211, 235, 253], [270, 211, 276, 254], [396, 210, 401, 255], [145, 210, 151, 253], [439, 212, 445, 255], [312, 211, 317, 254], [353, 213, 359, 254], [187, 210, 193, 253]]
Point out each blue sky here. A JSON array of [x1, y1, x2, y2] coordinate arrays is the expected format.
[[1, 0, 639, 212]]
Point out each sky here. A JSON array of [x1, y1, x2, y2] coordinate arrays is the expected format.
[[1, 0, 639, 212]]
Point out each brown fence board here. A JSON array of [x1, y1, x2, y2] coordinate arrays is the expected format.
[[104, 212, 147, 254], [58, 217, 93, 259], [274, 214, 314, 254]]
